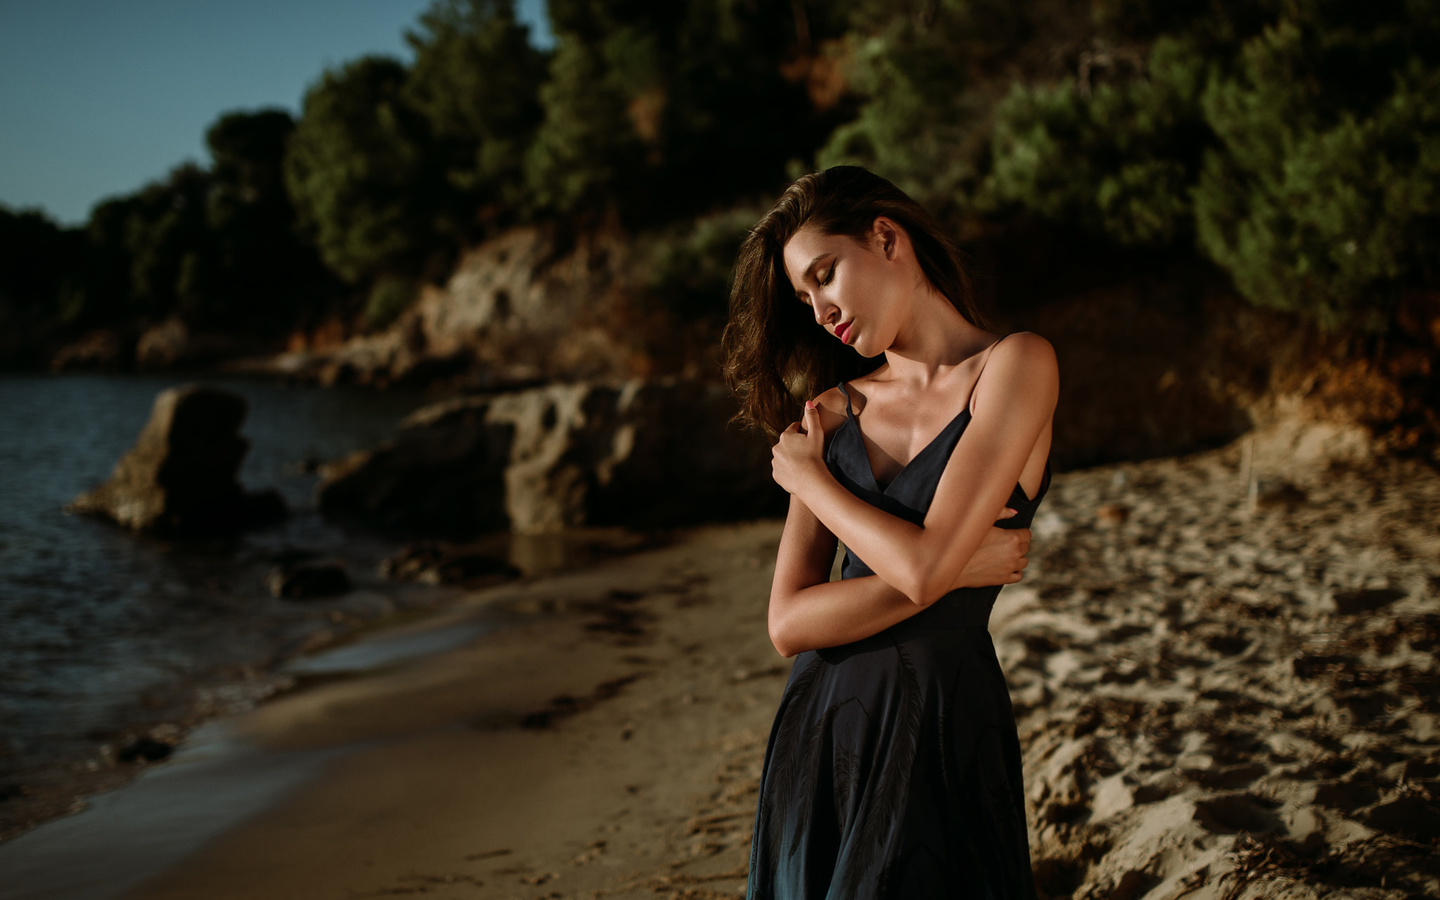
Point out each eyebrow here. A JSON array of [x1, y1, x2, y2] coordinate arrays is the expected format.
[[793, 253, 833, 299]]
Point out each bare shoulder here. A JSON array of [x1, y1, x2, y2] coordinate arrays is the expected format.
[[990, 332, 1057, 380], [974, 331, 1058, 413], [810, 385, 852, 437], [994, 331, 1055, 364]]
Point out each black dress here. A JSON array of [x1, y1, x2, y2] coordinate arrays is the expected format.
[[747, 382, 1049, 900]]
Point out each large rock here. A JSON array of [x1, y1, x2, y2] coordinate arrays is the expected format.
[[410, 225, 637, 381], [269, 225, 642, 389], [315, 397, 514, 534], [317, 380, 782, 535], [68, 385, 287, 534]]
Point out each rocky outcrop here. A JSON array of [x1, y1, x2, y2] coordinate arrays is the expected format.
[[315, 397, 514, 534], [52, 320, 272, 373], [317, 380, 780, 535], [255, 225, 647, 389], [133, 317, 256, 371], [50, 327, 134, 371], [409, 226, 639, 380], [68, 385, 287, 534]]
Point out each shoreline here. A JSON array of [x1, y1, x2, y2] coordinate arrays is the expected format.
[[0, 369, 436, 845], [2, 520, 788, 900], [2, 424, 1436, 899], [0, 538, 470, 846]]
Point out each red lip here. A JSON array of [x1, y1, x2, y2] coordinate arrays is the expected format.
[[835, 321, 852, 344]]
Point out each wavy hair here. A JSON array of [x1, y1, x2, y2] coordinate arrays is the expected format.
[[722, 166, 986, 440]]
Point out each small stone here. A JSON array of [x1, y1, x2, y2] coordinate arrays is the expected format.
[[267, 560, 351, 599], [379, 542, 523, 585], [1407, 714, 1439, 742], [1032, 510, 1067, 539], [117, 737, 173, 763]]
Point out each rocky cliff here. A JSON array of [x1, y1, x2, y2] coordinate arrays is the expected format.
[[251, 225, 651, 390]]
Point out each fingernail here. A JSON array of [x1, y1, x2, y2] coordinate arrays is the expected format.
[[805, 400, 815, 410]]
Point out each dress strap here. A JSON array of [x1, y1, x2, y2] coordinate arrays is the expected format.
[[835, 382, 856, 418], [968, 333, 1013, 414]]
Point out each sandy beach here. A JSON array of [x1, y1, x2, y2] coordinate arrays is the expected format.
[[4, 422, 1437, 900], [6, 2, 1438, 897]]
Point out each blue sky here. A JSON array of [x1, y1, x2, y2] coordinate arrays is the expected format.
[[0, 0, 553, 226]]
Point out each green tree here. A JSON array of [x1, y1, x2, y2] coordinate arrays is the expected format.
[[0, 206, 86, 364], [815, 0, 1035, 212], [196, 109, 334, 330], [405, 0, 547, 221], [45, 111, 331, 341], [983, 35, 1210, 246], [969, 0, 1440, 326], [652, 0, 821, 215], [207, 108, 294, 203], [120, 163, 214, 321], [46, 165, 214, 330], [64, 196, 134, 329], [527, 0, 821, 221], [1193, 2, 1440, 326], [524, 23, 649, 216], [285, 56, 442, 287]]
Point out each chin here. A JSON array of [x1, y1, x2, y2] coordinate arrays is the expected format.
[[852, 340, 884, 359]]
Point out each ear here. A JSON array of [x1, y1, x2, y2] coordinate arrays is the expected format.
[[872, 216, 900, 260]]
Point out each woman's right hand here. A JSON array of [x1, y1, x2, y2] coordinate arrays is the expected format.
[[953, 510, 1030, 587]]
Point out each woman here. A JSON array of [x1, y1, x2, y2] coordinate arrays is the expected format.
[[723, 166, 1056, 899]]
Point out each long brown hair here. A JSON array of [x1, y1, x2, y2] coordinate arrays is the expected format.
[[722, 166, 986, 440]]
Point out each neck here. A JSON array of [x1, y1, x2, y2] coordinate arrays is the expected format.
[[883, 286, 992, 387]]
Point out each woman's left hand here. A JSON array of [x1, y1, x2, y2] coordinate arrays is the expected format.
[[772, 401, 827, 495]]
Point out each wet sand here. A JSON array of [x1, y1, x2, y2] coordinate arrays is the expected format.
[[5, 422, 1437, 900], [6, 522, 785, 900]]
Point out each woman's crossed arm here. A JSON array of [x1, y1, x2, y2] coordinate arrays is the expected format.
[[771, 333, 1057, 613]]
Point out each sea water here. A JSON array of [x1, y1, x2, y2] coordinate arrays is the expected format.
[[0, 373, 426, 787]]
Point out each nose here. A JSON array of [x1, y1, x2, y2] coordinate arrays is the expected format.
[[812, 297, 837, 328]]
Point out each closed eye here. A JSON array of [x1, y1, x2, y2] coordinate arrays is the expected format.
[[794, 259, 836, 305]]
